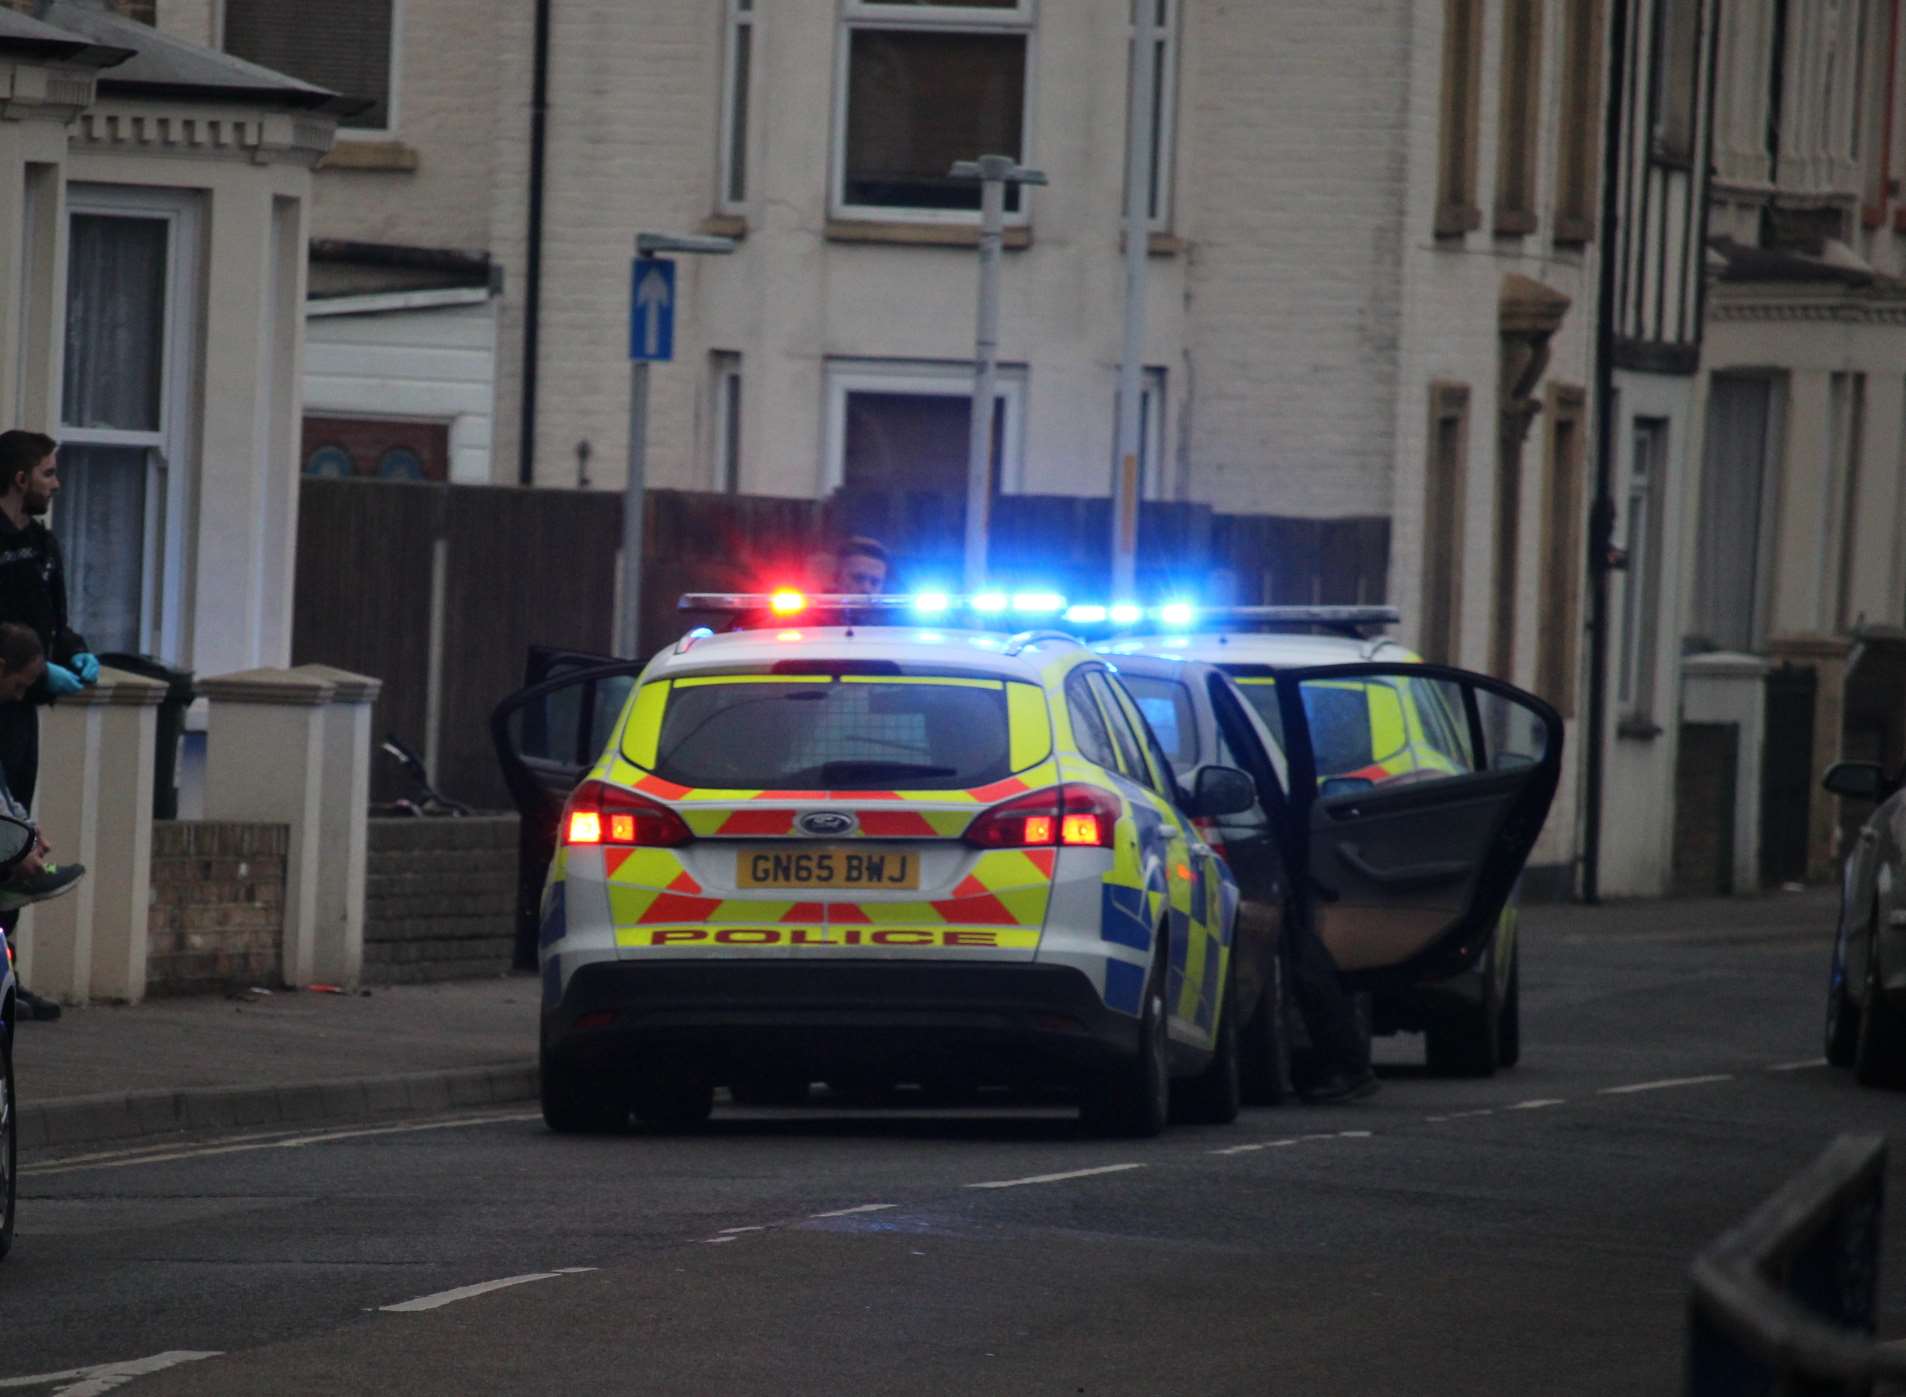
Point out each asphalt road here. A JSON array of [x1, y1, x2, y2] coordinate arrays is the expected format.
[[3, 890, 1901, 1395]]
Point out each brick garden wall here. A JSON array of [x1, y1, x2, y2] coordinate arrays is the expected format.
[[147, 822, 288, 996], [365, 816, 519, 984]]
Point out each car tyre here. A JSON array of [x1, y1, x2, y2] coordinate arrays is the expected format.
[[632, 1074, 716, 1127], [1175, 954, 1242, 1125], [1, 1031, 15, 1261], [1825, 912, 1863, 1069], [1241, 942, 1295, 1106], [1425, 945, 1501, 1078], [1497, 944, 1522, 1069], [1081, 946, 1170, 1139], [1853, 931, 1906, 1090], [540, 1046, 627, 1135]]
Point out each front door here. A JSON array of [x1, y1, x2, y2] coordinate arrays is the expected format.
[[1271, 664, 1562, 988]]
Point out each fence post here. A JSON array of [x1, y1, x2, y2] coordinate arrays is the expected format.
[[199, 668, 338, 988], [295, 664, 383, 989], [29, 667, 166, 1003]]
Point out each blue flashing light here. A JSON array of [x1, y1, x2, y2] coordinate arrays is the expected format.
[[1158, 601, 1197, 628], [687, 627, 714, 639], [914, 630, 946, 644], [971, 592, 1009, 614], [1011, 591, 1066, 615], [1109, 602, 1144, 626], [912, 591, 952, 616], [1065, 604, 1109, 624]]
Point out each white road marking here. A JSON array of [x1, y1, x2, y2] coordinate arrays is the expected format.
[[1212, 1138, 1299, 1156], [380, 1269, 595, 1313], [1425, 1108, 1496, 1122], [1598, 1074, 1734, 1095], [1767, 1057, 1828, 1073], [1336, 1129, 1374, 1138], [26, 1112, 542, 1176], [809, 1203, 897, 1219], [705, 1236, 739, 1245], [718, 1225, 767, 1235], [1506, 1099, 1566, 1111], [965, 1163, 1145, 1190], [0, 1352, 221, 1395]]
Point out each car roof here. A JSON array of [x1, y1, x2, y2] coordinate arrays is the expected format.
[[1101, 631, 1419, 668], [649, 625, 1086, 684]]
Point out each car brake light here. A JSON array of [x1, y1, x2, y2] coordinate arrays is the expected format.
[[964, 785, 1119, 849], [561, 780, 693, 848]]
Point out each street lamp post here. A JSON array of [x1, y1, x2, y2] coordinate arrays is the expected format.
[[949, 156, 1048, 593], [620, 231, 735, 658]]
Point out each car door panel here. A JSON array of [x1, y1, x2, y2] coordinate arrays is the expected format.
[[492, 654, 648, 968], [1272, 663, 1562, 991]]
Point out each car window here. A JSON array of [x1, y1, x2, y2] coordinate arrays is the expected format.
[[1065, 671, 1120, 771], [1085, 670, 1150, 788], [646, 676, 1022, 791], [1116, 674, 1199, 767], [1104, 677, 1175, 799]]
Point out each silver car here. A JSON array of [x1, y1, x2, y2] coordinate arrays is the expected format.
[[1823, 761, 1906, 1088]]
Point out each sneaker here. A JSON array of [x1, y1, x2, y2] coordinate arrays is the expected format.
[[1300, 1068, 1380, 1104], [0, 863, 86, 912], [15, 986, 61, 1021]]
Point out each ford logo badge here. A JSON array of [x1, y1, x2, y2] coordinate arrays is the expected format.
[[797, 810, 857, 837]]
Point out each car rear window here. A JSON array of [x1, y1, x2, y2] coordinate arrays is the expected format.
[[1117, 675, 1198, 767], [1230, 675, 1376, 776], [637, 676, 1043, 791]]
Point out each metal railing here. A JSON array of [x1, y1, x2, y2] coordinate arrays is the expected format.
[[1688, 1134, 1906, 1395]]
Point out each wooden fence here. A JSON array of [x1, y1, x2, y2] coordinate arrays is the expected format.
[[293, 478, 1389, 809]]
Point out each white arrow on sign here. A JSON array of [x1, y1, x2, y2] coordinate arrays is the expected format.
[[635, 264, 673, 358]]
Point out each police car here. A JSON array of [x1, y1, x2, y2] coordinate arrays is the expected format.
[[1104, 608, 1552, 1076], [492, 593, 1560, 1132]]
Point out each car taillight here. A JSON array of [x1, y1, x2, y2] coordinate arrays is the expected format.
[[561, 779, 693, 848], [964, 784, 1120, 849]]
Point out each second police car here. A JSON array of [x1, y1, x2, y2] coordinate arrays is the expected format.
[[493, 591, 1563, 1135]]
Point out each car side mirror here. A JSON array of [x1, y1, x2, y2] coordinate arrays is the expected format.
[[1823, 761, 1887, 802], [1319, 776, 1376, 801], [0, 814, 33, 879], [1191, 765, 1257, 819]]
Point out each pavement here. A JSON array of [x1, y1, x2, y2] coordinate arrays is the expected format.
[[11, 973, 538, 1151], [6, 884, 1839, 1151]]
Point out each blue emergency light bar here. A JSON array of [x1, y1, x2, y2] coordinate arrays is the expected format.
[[675, 593, 1396, 636]]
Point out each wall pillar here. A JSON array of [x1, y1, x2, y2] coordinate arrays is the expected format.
[[199, 667, 336, 986], [31, 668, 165, 1003], [1766, 632, 1855, 884], [295, 664, 382, 988]]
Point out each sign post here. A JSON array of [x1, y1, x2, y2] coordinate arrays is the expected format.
[[619, 233, 734, 658]]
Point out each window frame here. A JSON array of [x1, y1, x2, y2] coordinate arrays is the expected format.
[[831, 0, 1041, 226], [717, 0, 755, 214], [1648, 0, 1702, 168], [1112, 366, 1168, 502], [1553, 0, 1604, 245], [1618, 416, 1670, 723], [1064, 670, 1120, 771], [1128, 0, 1181, 232], [222, 0, 404, 139], [822, 358, 1028, 495], [57, 184, 204, 662], [1493, 0, 1544, 236], [1421, 381, 1471, 666], [710, 350, 743, 493], [1537, 383, 1587, 717], [1434, 0, 1485, 236]]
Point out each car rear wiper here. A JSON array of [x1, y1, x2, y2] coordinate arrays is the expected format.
[[816, 761, 959, 783]]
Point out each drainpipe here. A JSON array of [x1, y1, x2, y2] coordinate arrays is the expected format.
[[518, 0, 552, 487], [1581, 0, 1632, 905]]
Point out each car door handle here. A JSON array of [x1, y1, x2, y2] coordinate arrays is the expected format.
[[1334, 844, 1472, 891]]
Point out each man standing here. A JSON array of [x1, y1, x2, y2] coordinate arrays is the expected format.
[[0, 432, 97, 1019], [830, 536, 890, 595]]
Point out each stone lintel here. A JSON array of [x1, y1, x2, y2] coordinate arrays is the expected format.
[[293, 663, 384, 704], [198, 667, 336, 707], [54, 666, 169, 708]]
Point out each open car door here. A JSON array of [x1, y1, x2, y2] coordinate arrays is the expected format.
[[1272, 663, 1562, 989], [491, 647, 646, 968]]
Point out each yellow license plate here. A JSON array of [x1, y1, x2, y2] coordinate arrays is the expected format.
[[736, 847, 920, 890]]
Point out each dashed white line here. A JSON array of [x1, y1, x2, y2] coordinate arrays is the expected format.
[[380, 1269, 596, 1313], [1767, 1057, 1828, 1073], [1506, 1099, 1566, 1111], [704, 1236, 739, 1245], [1598, 1073, 1734, 1095], [1425, 1108, 1496, 1122], [965, 1162, 1146, 1190], [809, 1203, 898, 1219], [717, 1225, 768, 1235], [1212, 1138, 1299, 1156]]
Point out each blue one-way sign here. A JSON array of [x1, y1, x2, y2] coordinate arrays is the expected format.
[[630, 257, 675, 362]]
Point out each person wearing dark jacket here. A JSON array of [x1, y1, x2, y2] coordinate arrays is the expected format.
[[0, 432, 97, 1020]]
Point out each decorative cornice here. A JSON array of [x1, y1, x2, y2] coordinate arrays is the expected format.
[[0, 61, 99, 122], [1709, 298, 1906, 325], [70, 102, 335, 168]]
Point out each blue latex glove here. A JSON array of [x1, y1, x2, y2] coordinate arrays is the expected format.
[[72, 652, 100, 685], [43, 663, 83, 697]]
